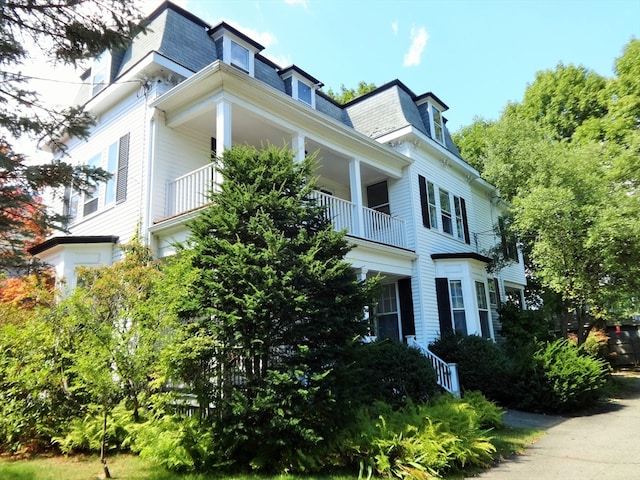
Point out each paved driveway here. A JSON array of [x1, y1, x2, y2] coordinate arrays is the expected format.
[[470, 375, 640, 480]]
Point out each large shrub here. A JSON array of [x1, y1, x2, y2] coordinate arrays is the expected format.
[[353, 339, 439, 408], [429, 333, 512, 403], [342, 395, 500, 478], [511, 338, 611, 412]]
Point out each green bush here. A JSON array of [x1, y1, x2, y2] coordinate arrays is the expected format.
[[343, 395, 498, 478], [353, 339, 439, 408], [429, 333, 512, 403], [511, 339, 611, 412], [497, 301, 554, 351], [130, 414, 214, 473], [53, 401, 137, 454]]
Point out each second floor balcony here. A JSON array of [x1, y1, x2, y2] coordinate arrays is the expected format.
[[159, 165, 409, 250]]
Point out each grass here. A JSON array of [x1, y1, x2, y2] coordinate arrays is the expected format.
[[0, 425, 543, 480]]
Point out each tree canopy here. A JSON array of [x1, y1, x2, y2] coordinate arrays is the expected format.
[[0, 0, 144, 275], [325, 81, 377, 103], [453, 39, 640, 341]]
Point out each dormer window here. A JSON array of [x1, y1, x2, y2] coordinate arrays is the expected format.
[[230, 40, 250, 72], [431, 105, 444, 144], [279, 65, 323, 109], [297, 81, 312, 105], [416, 92, 449, 146], [91, 51, 110, 96], [209, 22, 264, 78]]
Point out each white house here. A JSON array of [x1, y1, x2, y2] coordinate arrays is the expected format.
[[30, 2, 526, 391]]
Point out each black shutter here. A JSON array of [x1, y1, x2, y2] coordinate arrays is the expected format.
[[398, 278, 415, 339], [435, 277, 453, 335], [418, 175, 430, 228], [116, 132, 129, 204], [460, 197, 470, 244]]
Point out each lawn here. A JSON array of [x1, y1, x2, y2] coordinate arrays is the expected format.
[[0, 425, 543, 480]]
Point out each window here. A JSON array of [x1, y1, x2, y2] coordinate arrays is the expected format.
[[297, 81, 312, 105], [505, 286, 523, 308], [91, 51, 109, 96], [230, 40, 249, 72], [419, 177, 469, 243], [65, 133, 129, 223], [475, 281, 491, 338], [83, 153, 101, 216], [449, 280, 467, 335], [374, 283, 401, 340], [440, 189, 453, 234], [498, 217, 519, 262], [488, 278, 499, 307], [427, 181, 437, 228], [454, 196, 465, 241], [67, 189, 80, 223], [105, 142, 118, 205], [431, 105, 444, 144], [367, 181, 390, 215]]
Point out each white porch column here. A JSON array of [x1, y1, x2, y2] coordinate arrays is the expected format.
[[292, 133, 305, 163], [216, 100, 232, 159], [349, 157, 364, 237]]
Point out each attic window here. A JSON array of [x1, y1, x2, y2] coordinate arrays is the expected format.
[[430, 104, 444, 144], [91, 51, 110, 96], [297, 81, 312, 105], [230, 41, 249, 72]]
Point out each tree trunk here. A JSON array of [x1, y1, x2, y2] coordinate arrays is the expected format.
[[100, 409, 111, 479]]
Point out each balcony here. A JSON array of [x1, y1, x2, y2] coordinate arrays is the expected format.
[[165, 163, 219, 218], [312, 191, 408, 249], [161, 168, 408, 250]]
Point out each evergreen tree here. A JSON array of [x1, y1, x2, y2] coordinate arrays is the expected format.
[[173, 145, 376, 471], [1, 1, 144, 275]]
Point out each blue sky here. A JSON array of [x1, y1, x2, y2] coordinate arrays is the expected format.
[[164, 0, 639, 132]]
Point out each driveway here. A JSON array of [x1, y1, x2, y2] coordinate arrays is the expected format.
[[470, 374, 640, 480]]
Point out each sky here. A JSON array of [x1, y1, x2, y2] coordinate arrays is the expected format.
[[155, 0, 640, 132], [18, 0, 640, 148]]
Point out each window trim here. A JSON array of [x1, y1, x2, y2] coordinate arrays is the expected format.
[[418, 176, 470, 243], [430, 104, 445, 144]]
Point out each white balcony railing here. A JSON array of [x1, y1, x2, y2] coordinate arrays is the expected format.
[[312, 191, 408, 249], [164, 172, 407, 249], [166, 163, 219, 218]]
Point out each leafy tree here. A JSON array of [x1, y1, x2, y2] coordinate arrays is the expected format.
[[55, 240, 170, 478], [169, 145, 376, 472], [0, 1, 144, 275], [455, 40, 640, 343], [325, 80, 377, 103], [518, 63, 607, 141]]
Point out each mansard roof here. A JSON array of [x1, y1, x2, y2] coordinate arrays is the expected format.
[[81, 0, 464, 158]]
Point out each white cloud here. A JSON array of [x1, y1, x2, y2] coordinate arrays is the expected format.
[[403, 26, 428, 67], [391, 21, 398, 35], [284, 0, 308, 8]]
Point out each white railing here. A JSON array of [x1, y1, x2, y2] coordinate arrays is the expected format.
[[312, 191, 408, 249], [363, 206, 407, 247], [406, 335, 460, 397], [166, 163, 219, 218]]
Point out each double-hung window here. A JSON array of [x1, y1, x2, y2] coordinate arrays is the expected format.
[[454, 196, 465, 241], [440, 189, 453, 235], [475, 281, 491, 338], [431, 105, 444, 144], [105, 142, 118, 205], [83, 153, 101, 216], [449, 280, 467, 335], [65, 133, 129, 223]]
